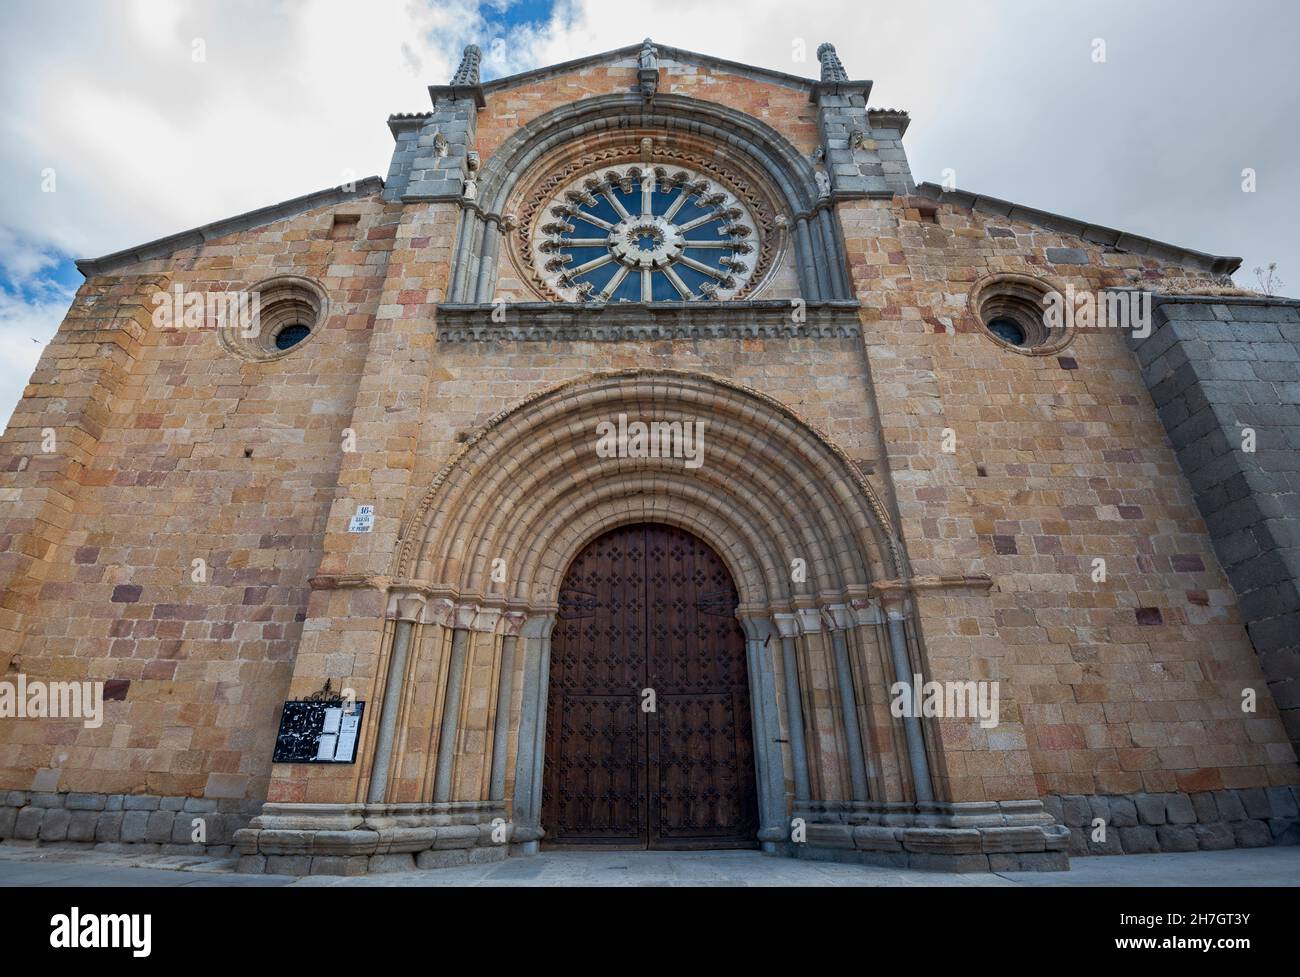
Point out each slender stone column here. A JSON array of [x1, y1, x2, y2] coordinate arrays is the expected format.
[[367, 594, 426, 804], [473, 217, 501, 303], [817, 207, 850, 298], [511, 614, 555, 853], [881, 595, 934, 803], [793, 216, 820, 300], [826, 604, 869, 802], [807, 214, 835, 300], [446, 208, 473, 300], [433, 603, 480, 803], [489, 613, 526, 803], [772, 613, 811, 802], [740, 616, 786, 851]]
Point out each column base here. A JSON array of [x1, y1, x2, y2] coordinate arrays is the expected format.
[[788, 798, 1071, 872], [233, 801, 510, 875]]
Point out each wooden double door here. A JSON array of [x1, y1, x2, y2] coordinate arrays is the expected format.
[[541, 523, 759, 849]]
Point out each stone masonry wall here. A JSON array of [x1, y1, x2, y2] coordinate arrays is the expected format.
[[0, 192, 400, 805], [1132, 296, 1300, 754], [839, 194, 1300, 805]]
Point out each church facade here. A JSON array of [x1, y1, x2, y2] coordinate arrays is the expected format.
[[2, 40, 1298, 875]]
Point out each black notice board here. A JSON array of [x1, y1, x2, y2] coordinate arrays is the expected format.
[[272, 700, 365, 764]]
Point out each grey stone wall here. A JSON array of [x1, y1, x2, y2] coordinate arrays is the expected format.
[[0, 791, 258, 856], [1133, 295, 1300, 751], [1047, 788, 1300, 855], [383, 95, 478, 202]]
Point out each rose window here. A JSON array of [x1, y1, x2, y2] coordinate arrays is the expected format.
[[529, 164, 760, 302]]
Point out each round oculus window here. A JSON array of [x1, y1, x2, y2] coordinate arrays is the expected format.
[[529, 164, 760, 303]]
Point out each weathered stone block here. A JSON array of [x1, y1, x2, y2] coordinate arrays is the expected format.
[[1109, 795, 1139, 827], [266, 855, 312, 875], [120, 810, 149, 843], [1119, 825, 1159, 853], [1165, 793, 1196, 825], [1195, 823, 1235, 850], [95, 812, 123, 843], [14, 806, 43, 840], [1190, 792, 1218, 823], [1268, 818, 1300, 845], [1233, 820, 1273, 848], [144, 810, 174, 843], [1215, 790, 1247, 822], [65, 793, 107, 811], [1061, 794, 1091, 826], [309, 855, 369, 876], [416, 848, 470, 870], [39, 808, 70, 841], [1135, 794, 1167, 825], [1156, 825, 1198, 852], [367, 853, 416, 873], [67, 810, 99, 842]]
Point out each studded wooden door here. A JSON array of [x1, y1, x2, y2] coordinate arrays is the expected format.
[[542, 523, 759, 849]]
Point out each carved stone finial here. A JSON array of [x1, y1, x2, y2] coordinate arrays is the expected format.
[[451, 44, 482, 86], [638, 37, 659, 102], [816, 42, 848, 83]]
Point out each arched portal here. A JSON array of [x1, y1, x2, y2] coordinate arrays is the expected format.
[[542, 522, 759, 850]]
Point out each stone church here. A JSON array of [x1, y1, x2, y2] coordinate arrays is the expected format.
[[2, 40, 1298, 875]]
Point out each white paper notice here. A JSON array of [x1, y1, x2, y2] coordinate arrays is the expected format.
[[315, 733, 339, 761], [334, 712, 360, 762], [322, 707, 342, 734]]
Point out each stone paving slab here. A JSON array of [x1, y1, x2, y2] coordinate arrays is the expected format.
[[0, 844, 1296, 887]]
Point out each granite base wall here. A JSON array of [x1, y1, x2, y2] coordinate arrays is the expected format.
[[0, 790, 258, 856], [1047, 787, 1300, 855]]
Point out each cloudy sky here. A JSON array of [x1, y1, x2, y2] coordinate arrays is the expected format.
[[1, 0, 1295, 428]]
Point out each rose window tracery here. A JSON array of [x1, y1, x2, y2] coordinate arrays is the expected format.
[[528, 164, 761, 303]]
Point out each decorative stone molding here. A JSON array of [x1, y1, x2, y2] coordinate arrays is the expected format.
[[510, 145, 780, 303], [434, 299, 862, 343], [796, 607, 824, 633], [393, 368, 905, 596], [967, 271, 1074, 356], [870, 574, 994, 598], [791, 799, 1070, 872], [772, 612, 800, 639], [233, 801, 510, 875], [527, 162, 763, 303], [453, 93, 853, 303], [216, 274, 328, 363]]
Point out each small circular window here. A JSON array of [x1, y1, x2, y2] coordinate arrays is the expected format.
[[217, 275, 327, 362], [987, 317, 1026, 346], [969, 272, 1072, 355], [274, 324, 311, 350]]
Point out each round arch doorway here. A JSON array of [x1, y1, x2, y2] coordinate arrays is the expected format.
[[541, 522, 760, 850]]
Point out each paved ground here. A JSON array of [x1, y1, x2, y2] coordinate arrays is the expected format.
[[1, 843, 1297, 886]]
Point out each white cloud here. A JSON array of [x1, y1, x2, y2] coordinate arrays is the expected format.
[[0, 287, 73, 433], [0, 0, 1296, 432]]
